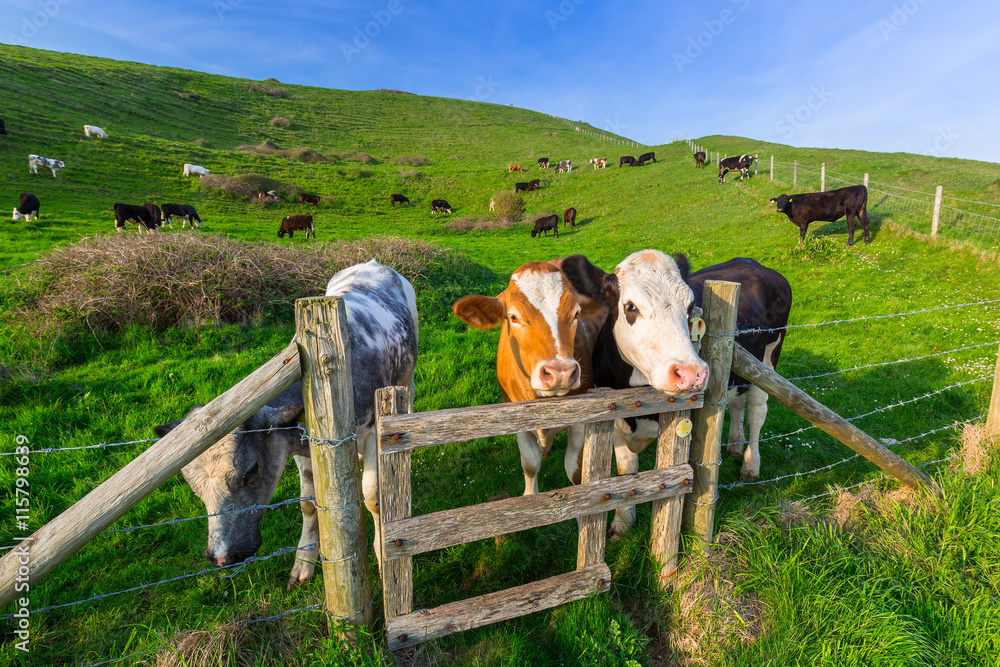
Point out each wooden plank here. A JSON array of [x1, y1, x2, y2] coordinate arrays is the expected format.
[[377, 387, 413, 620], [296, 297, 372, 630], [577, 420, 614, 570], [0, 343, 302, 609], [650, 409, 692, 586], [683, 281, 740, 549], [383, 465, 693, 559], [386, 564, 612, 651], [379, 387, 703, 454], [731, 344, 933, 488]]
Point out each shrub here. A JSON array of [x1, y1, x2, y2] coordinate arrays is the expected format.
[[399, 170, 423, 179], [443, 216, 515, 232], [391, 156, 430, 166], [490, 190, 525, 223], [236, 142, 326, 163], [200, 173, 301, 199], [270, 116, 291, 128], [245, 81, 289, 98], [331, 151, 374, 164]]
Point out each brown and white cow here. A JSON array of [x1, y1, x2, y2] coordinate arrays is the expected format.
[[508, 163, 524, 173], [454, 262, 608, 497]]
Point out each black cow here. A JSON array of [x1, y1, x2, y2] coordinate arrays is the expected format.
[[278, 214, 315, 239], [161, 203, 202, 229], [0, 119, 7, 135], [390, 194, 410, 207], [531, 214, 559, 238], [636, 152, 656, 166], [299, 193, 321, 207], [12, 193, 40, 221], [431, 199, 452, 213], [142, 203, 162, 228], [563, 207, 577, 229], [537, 157, 549, 169], [718, 154, 756, 184], [527, 179, 541, 191], [514, 182, 531, 193], [694, 152, 706, 168], [771, 185, 870, 246], [114, 203, 157, 233], [619, 156, 636, 167]]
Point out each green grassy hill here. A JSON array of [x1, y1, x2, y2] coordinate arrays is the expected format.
[[1, 45, 999, 666]]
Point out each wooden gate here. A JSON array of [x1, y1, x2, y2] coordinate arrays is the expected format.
[[375, 385, 702, 650]]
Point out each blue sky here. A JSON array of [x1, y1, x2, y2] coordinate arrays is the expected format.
[[3, 0, 997, 162]]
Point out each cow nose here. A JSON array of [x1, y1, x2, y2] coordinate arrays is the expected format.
[[537, 359, 581, 392], [666, 364, 708, 392], [207, 551, 229, 567]]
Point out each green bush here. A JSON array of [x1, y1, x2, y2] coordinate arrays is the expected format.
[[490, 190, 525, 223]]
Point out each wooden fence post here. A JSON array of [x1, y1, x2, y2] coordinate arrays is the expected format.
[[793, 160, 797, 188], [377, 386, 413, 622], [932, 185, 943, 237], [577, 420, 614, 570], [0, 343, 302, 610], [295, 297, 372, 632], [650, 410, 692, 587], [683, 281, 740, 550], [821, 163, 826, 192], [864, 173, 869, 188], [987, 343, 1000, 433], [770, 155, 774, 181]]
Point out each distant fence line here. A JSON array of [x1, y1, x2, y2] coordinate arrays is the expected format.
[[681, 138, 1000, 255]]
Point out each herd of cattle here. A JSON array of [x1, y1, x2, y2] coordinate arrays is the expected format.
[[155, 249, 792, 580]]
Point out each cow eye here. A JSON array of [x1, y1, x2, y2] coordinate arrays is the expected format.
[[623, 302, 639, 316], [508, 313, 519, 324], [243, 462, 259, 486]]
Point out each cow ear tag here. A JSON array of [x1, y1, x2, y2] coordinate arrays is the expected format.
[[689, 317, 706, 342], [675, 419, 693, 438]]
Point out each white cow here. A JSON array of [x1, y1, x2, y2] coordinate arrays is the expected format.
[[556, 159, 572, 173], [83, 125, 108, 138], [182, 163, 210, 177], [154, 260, 418, 585], [28, 154, 65, 177]]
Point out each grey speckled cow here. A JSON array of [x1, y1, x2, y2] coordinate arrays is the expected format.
[[155, 260, 418, 586]]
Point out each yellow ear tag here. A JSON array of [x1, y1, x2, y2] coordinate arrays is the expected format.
[[675, 419, 693, 438], [689, 317, 706, 342]]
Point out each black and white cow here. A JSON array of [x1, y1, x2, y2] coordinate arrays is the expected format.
[[12, 193, 40, 221], [537, 157, 549, 169], [718, 154, 756, 184], [770, 185, 870, 246], [28, 154, 65, 177], [431, 199, 452, 213], [161, 203, 202, 229], [154, 260, 419, 584], [555, 160, 572, 173], [113, 203, 158, 233]]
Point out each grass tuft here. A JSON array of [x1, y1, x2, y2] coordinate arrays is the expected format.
[[245, 81, 289, 98], [392, 155, 431, 165], [270, 116, 291, 127], [200, 173, 301, 199]]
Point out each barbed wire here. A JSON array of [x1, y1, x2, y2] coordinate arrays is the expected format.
[[0, 542, 320, 621], [784, 340, 999, 382]]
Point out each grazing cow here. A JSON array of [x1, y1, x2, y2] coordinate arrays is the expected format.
[[12, 193, 40, 222], [515, 182, 530, 193], [527, 179, 541, 191], [299, 193, 321, 207], [142, 203, 162, 228], [161, 203, 203, 229], [556, 160, 572, 173], [531, 214, 560, 238], [589, 157, 608, 169], [258, 189, 278, 200], [718, 154, 756, 184], [453, 261, 608, 499], [508, 164, 524, 173], [28, 154, 65, 177], [559, 251, 709, 537], [431, 199, 452, 213], [154, 260, 419, 582], [182, 163, 210, 177], [537, 157, 549, 170], [563, 207, 577, 229], [771, 185, 871, 246], [636, 152, 656, 166], [83, 125, 108, 138], [390, 193, 410, 207], [277, 214, 314, 239], [619, 156, 636, 167], [694, 152, 706, 168], [113, 203, 158, 233], [0, 119, 6, 135]]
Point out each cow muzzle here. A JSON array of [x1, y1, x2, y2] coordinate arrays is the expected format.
[[652, 362, 709, 394], [532, 359, 581, 396]]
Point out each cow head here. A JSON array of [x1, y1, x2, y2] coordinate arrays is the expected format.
[[454, 262, 589, 400], [770, 194, 793, 213], [153, 399, 305, 567], [562, 251, 708, 394], [12, 208, 24, 221]]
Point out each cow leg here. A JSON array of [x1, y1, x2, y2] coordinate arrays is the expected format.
[[726, 387, 746, 459], [287, 453, 320, 588], [740, 385, 767, 480], [608, 418, 657, 539], [516, 431, 543, 495], [846, 213, 856, 247], [536, 428, 556, 458], [564, 423, 585, 486], [358, 425, 383, 571], [799, 224, 808, 246]]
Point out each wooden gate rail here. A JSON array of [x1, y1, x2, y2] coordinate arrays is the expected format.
[[376, 386, 702, 650]]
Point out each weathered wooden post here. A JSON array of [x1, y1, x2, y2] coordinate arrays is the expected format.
[[987, 343, 1000, 433], [770, 155, 774, 181], [295, 296, 372, 632], [377, 387, 413, 624], [650, 410, 693, 588], [793, 160, 797, 188], [932, 185, 943, 237], [577, 420, 614, 570], [821, 163, 826, 192], [683, 281, 740, 549], [864, 173, 869, 189]]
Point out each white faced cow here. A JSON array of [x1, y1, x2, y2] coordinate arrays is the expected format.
[[154, 260, 418, 586], [182, 163, 210, 177], [84, 125, 108, 138], [454, 261, 609, 497]]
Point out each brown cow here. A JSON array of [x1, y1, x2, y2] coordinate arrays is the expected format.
[[298, 193, 321, 207], [563, 207, 577, 228], [278, 214, 314, 239], [508, 163, 524, 173]]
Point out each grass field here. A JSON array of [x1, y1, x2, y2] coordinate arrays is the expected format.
[[1, 44, 999, 666]]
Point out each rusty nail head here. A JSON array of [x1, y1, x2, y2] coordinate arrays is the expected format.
[[668, 396, 676, 403], [628, 489, 636, 497], [390, 433, 401, 441], [598, 578, 605, 587], [609, 402, 617, 411], [603, 493, 611, 501], [394, 538, 403, 547], [634, 400, 642, 408], [682, 478, 691, 486], [399, 634, 408, 643], [659, 482, 666, 490]]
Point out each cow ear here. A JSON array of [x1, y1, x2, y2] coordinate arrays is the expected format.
[[153, 405, 205, 437], [601, 273, 621, 309], [560, 255, 611, 306], [673, 253, 691, 282], [255, 403, 305, 429], [454, 295, 506, 330]]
